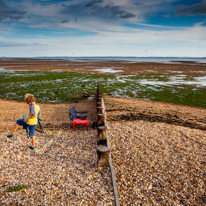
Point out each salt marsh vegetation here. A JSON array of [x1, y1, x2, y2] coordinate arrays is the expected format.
[[0, 71, 205, 107]]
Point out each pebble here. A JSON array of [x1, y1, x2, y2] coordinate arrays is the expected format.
[[108, 120, 206, 205], [0, 129, 115, 205]]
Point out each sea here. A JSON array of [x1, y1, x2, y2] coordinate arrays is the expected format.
[[40, 57, 206, 64], [1, 56, 206, 64]]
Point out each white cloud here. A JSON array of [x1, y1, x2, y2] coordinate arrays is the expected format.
[[0, 0, 206, 57], [1, 22, 205, 57]]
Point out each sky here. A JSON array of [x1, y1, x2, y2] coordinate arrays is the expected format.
[[0, 0, 206, 57]]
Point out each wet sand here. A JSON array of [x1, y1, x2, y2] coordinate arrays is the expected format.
[[1, 58, 206, 77]]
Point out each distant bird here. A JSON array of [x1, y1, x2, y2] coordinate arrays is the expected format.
[[145, 50, 147, 52]]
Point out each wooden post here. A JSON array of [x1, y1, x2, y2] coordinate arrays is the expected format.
[[97, 98, 102, 103], [97, 145, 110, 167], [97, 126, 107, 145], [97, 107, 103, 114], [97, 114, 105, 126], [97, 102, 102, 107]]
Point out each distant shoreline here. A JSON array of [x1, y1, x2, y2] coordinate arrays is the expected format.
[[1, 56, 206, 64]]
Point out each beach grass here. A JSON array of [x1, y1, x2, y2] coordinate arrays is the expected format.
[[0, 71, 205, 107], [5, 185, 28, 192]]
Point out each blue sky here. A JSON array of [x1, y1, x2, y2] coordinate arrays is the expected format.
[[0, 0, 206, 57]]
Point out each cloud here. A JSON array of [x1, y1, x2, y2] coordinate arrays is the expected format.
[[61, 18, 70, 23], [0, 8, 26, 22], [105, 5, 136, 19], [0, 41, 42, 47], [175, 0, 206, 16], [88, 4, 136, 19], [0, 0, 6, 7], [162, 13, 171, 18], [120, 12, 136, 19], [133, 3, 143, 6], [85, 0, 103, 7], [1, 0, 206, 57], [0, 41, 28, 47], [1, 22, 206, 57], [106, 5, 125, 17], [0, 0, 139, 28]]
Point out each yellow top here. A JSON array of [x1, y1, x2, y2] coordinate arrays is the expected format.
[[27, 104, 40, 125]]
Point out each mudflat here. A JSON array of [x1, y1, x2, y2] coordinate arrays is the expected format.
[[1, 58, 206, 76]]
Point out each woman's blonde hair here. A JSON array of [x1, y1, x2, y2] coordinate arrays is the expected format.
[[24, 94, 36, 103]]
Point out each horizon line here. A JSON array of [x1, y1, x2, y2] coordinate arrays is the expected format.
[[1, 56, 206, 59]]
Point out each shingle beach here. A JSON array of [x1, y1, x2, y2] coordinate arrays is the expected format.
[[0, 93, 206, 205], [105, 96, 206, 205], [0, 98, 115, 205]]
